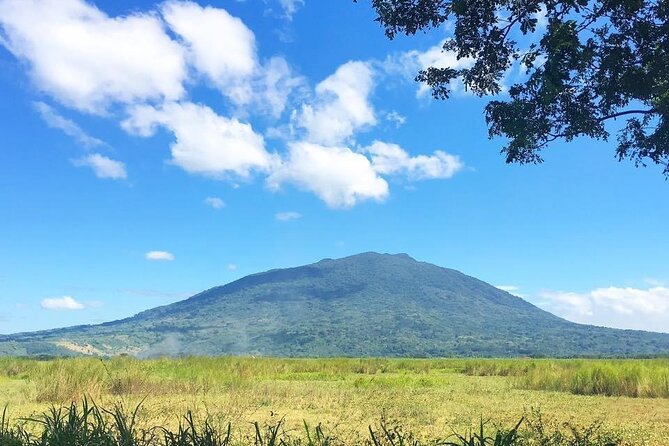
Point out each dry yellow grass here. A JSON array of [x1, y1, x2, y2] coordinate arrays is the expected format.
[[0, 357, 668, 445]]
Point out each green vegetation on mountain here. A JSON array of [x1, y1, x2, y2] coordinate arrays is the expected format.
[[1, 252, 669, 357]]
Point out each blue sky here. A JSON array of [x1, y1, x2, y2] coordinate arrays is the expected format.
[[0, 0, 668, 335]]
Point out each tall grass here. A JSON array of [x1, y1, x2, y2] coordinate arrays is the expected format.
[[455, 359, 669, 398], [0, 401, 622, 446], [1, 357, 668, 401], [0, 357, 443, 403]]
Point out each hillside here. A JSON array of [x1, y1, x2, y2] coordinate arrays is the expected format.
[[1, 252, 668, 357]]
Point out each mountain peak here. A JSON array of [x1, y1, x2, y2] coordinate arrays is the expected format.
[[337, 251, 416, 262], [3, 253, 669, 358]]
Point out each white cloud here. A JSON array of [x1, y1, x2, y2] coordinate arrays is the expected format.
[[495, 285, 525, 298], [275, 211, 302, 221], [0, 0, 186, 113], [72, 154, 127, 179], [364, 140, 463, 180], [411, 40, 474, 72], [204, 197, 225, 209], [123, 102, 274, 179], [256, 57, 305, 118], [227, 263, 238, 271], [268, 141, 388, 208], [278, 0, 304, 20], [145, 251, 175, 261], [1, 0, 302, 117], [539, 286, 669, 333], [41, 296, 85, 311], [386, 39, 475, 97], [34, 102, 104, 148], [161, 2, 302, 116], [294, 61, 376, 145], [385, 111, 406, 127], [645, 278, 665, 287], [496, 285, 520, 292], [2, 1, 469, 210], [161, 0, 255, 105]]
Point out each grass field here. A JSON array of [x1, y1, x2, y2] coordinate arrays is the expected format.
[[0, 357, 668, 445]]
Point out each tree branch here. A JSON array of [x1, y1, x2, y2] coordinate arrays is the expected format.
[[598, 109, 656, 122]]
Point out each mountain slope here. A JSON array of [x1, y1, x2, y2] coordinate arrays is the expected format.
[[2, 252, 668, 357]]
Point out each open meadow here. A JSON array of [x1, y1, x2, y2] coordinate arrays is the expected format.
[[0, 357, 668, 445]]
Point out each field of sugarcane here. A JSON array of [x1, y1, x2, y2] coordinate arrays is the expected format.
[[0, 357, 668, 445]]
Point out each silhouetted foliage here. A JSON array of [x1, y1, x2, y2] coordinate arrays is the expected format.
[[363, 0, 669, 174]]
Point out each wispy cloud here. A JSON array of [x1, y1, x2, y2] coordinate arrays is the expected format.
[[495, 285, 525, 297], [72, 154, 127, 180], [145, 251, 175, 261], [383, 39, 475, 97], [278, 0, 305, 20], [204, 197, 226, 209], [41, 296, 85, 311], [275, 211, 302, 221], [645, 278, 665, 287], [385, 111, 406, 127], [34, 102, 105, 148]]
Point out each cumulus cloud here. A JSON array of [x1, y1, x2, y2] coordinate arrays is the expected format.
[[2, 1, 466, 210], [34, 102, 104, 148], [161, 1, 255, 103], [0, 0, 186, 113], [72, 154, 127, 179], [123, 102, 274, 179], [270, 62, 462, 207], [294, 61, 376, 145], [364, 140, 463, 180], [275, 211, 302, 221], [1, 0, 302, 117], [268, 142, 388, 208], [145, 251, 175, 261], [204, 197, 225, 209], [539, 286, 669, 333], [162, 2, 302, 116], [41, 296, 85, 310]]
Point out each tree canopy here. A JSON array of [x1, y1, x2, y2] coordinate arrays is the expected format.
[[364, 0, 669, 175]]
